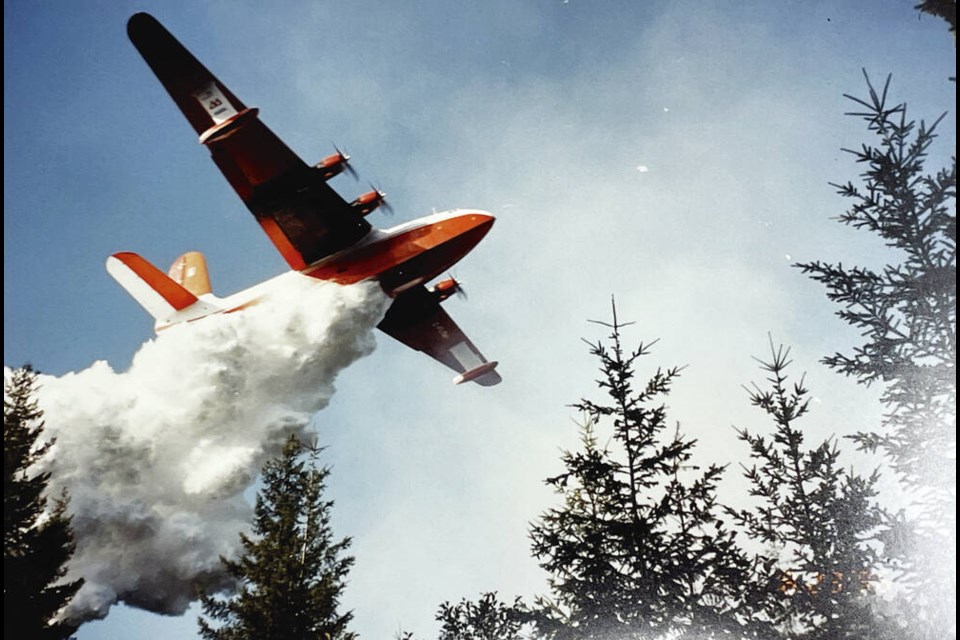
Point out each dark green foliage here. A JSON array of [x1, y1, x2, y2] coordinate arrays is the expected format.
[[797, 73, 955, 492], [198, 434, 355, 640], [796, 74, 956, 636], [4, 366, 83, 640], [728, 343, 889, 639], [436, 592, 525, 640], [527, 304, 759, 639]]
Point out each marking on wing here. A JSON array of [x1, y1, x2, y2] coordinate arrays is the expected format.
[[193, 81, 238, 125]]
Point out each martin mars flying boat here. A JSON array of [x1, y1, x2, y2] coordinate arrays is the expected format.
[[109, 13, 500, 386]]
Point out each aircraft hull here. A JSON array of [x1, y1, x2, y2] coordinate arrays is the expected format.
[[303, 212, 494, 295]]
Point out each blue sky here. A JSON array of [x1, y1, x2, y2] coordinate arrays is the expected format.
[[4, 1, 955, 638]]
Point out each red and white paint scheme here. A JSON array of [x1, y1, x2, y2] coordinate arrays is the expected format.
[[111, 13, 500, 386]]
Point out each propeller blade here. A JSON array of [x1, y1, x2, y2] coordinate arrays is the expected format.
[[372, 182, 393, 215], [333, 143, 359, 180], [448, 272, 467, 300], [344, 159, 359, 181]]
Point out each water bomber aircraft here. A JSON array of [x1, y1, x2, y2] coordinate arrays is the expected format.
[[110, 13, 500, 386]]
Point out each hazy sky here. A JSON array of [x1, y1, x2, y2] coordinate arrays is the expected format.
[[4, 1, 955, 638]]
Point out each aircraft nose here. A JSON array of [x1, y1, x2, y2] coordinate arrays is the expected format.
[[469, 211, 495, 229], [454, 210, 495, 246]]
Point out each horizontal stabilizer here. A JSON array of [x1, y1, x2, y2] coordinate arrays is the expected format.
[[107, 252, 221, 328]]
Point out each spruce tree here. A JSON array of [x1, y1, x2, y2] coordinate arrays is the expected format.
[[527, 303, 760, 639], [728, 343, 889, 639], [198, 434, 355, 640], [4, 365, 83, 640], [795, 73, 956, 637]]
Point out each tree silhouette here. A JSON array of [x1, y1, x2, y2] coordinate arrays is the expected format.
[[4, 366, 83, 640], [199, 434, 355, 640], [527, 302, 761, 639], [796, 72, 956, 638], [435, 592, 525, 640], [728, 343, 890, 639], [916, 0, 956, 38]]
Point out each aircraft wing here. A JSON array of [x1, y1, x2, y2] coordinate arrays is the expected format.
[[378, 287, 501, 386], [127, 13, 371, 270]]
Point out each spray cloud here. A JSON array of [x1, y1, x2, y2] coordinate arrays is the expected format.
[[14, 273, 388, 621]]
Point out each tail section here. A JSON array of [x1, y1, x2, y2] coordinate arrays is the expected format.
[[107, 252, 222, 330], [168, 251, 213, 296]]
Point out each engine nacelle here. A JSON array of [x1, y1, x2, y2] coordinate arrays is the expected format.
[[314, 150, 354, 181], [432, 277, 464, 303], [350, 189, 387, 217]]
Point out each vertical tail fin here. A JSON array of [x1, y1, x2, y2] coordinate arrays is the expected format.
[[168, 251, 213, 296], [107, 252, 221, 330]]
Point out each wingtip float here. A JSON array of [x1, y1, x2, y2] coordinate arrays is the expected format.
[[111, 13, 500, 387]]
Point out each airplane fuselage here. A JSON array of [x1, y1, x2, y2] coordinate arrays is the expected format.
[[200, 209, 494, 320], [304, 209, 495, 295]]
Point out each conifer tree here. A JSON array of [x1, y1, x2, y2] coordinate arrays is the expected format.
[[527, 303, 761, 639], [795, 73, 956, 636], [198, 434, 355, 640], [4, 365, 83, 640], [728, 343, 889, 639], [435, 592, 525, 640]]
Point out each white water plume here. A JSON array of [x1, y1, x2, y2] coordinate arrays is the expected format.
[[18, 273, 389, 621]]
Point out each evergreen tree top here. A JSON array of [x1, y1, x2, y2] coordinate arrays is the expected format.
[[199, 434, 355, 640], [4, 365, 84, 640]]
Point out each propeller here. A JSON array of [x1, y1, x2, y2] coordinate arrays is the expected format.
[[371, 182, 394, 216], [448, 272, 468, 300], [432, 274, 468, 302], [333, 143, 359, 180]]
